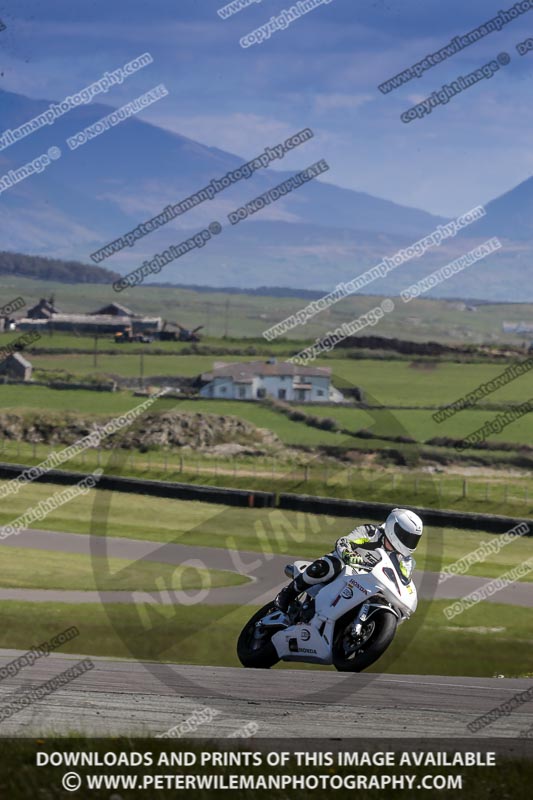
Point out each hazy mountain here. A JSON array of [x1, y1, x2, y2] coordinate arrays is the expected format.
[[0, 88, 530, 300]]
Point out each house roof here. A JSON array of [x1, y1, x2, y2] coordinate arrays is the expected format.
[[1, 352, 32, 369], [27, 298, 60, 317], [90, 302, 136, 317], [201, 360, 331, 381]]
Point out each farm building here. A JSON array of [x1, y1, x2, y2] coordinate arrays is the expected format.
[[200, 359, 344, 403], [0, 352, 32, 381], [17, 313, 162, 334], [27, 297, 60, 319]]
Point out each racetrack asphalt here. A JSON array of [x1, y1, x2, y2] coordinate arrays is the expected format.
[[0, 651, 532, 738], [0, 527, 531, 607]]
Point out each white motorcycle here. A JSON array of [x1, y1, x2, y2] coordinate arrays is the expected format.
[[237, 547, 417, 672]]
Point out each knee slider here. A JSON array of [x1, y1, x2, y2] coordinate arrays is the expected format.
[[305, 557, 336, 584]]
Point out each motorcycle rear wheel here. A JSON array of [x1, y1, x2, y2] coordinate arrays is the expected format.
[[237, 602, 281, 669], [332, 607, 397, 672]]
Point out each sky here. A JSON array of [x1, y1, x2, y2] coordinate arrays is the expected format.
[[1, 0, 532, 217]]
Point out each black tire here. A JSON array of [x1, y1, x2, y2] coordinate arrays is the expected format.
[[332, 607, 397, 672], [237, 602, 281, 669]]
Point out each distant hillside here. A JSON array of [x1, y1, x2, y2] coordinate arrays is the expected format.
[[0, 251, 120, 284]]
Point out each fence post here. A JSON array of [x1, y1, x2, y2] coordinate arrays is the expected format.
[[504, 484, 508, 503], [179, 455, 184, 473], [462, 479, 467, 498], [304, 465, 309, 483]]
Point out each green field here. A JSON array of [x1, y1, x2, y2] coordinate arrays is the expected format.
[[0, 598, 530, 677], [16, 352, 533, 411], [295, 404, 533, 448], [2, 273, 532, 344], [0, 385, 179, 415], [0, 389, 354, 446], [0, 546, 247, 591], [318, 358, 533, 407], [1, 386, 530, 455]]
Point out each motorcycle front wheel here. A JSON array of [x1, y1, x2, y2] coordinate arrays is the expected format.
[[332, 607, 397, 672], [237, 602, 281, 669]]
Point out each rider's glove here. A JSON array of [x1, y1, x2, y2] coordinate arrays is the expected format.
[[341, 550, 365, 566]]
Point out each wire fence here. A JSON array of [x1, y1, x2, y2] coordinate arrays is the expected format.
[[0, 438, 531, 513]]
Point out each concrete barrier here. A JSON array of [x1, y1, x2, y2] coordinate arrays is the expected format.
[[0, 462, 275, 509], [278, 493, 531, 534]]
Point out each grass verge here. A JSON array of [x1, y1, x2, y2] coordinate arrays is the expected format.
[[0, 599, 530, 677]]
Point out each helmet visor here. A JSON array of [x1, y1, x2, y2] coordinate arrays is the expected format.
[[393, 521, 421, 551]]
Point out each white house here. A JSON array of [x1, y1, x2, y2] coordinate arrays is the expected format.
[[200, 359, 344, 403]]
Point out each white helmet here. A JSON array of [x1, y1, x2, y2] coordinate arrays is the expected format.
[[384, 508, 423, 557]]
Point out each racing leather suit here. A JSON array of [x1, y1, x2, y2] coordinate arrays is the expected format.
[[275, 523, 414, 611]]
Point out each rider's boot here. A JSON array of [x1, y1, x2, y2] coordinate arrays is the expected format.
[[274, 582, 299, 612], [274, 570, 309, 612]]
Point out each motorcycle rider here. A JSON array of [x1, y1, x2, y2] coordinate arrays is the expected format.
[[275, 508, 423, 612]]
